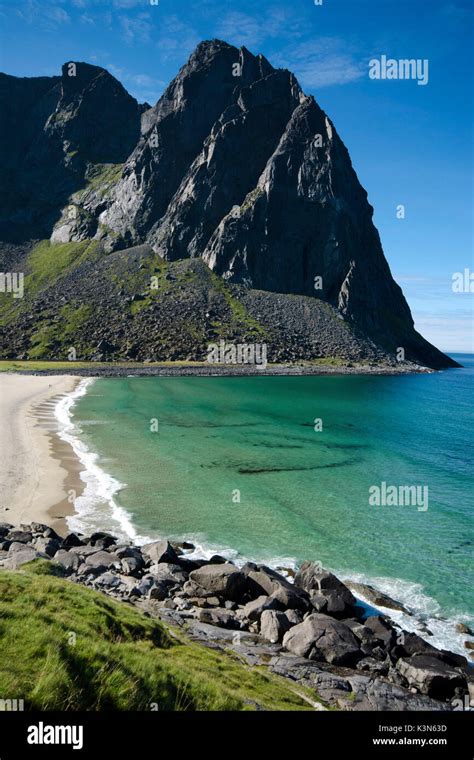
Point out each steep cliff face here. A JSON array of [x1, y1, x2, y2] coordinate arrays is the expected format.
[[0, 63, 144, 240], [0, 40, 456, 368]]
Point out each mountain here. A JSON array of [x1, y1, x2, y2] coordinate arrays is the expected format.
[[0, 40, 457, 369]]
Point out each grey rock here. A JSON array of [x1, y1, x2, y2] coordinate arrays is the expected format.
[[282, 613, 361, 665], [8, 541, 32, 553], [285, 609, 303, 626], [33, 537, 60, 557], [363, 615, 397, 650], [3, 547, 47, 568], [7, 530, 33, 544], [345, 580, 411, 614], [396, 655, 467, 700], [141, 540, 179, 565], [189, 563, 247, 601], [296, 562, 356, 617], [148, 562, 188, 587], [62, 533, 85, 548], [120, 555, 144, 576], [84, 550, 120, 571], [242, 594, 282, 622], [53, 549, 80, 573], [89, 531, 117, 549], [260, 610, 291, 643], [197, 607, 241, 630]]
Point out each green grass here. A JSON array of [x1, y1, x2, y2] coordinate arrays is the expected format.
[[0, 562, 317, 712], [27, 304, 94, 360], [27, 240, 101, 293], [82, 163, 123, 195], [0, 360, 212, 372], [209, 272, 268, 339], [0, 240, 102, 330]]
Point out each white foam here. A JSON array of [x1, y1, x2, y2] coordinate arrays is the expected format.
[[334, 569, 474, 657], [54, 378, 153, 545]]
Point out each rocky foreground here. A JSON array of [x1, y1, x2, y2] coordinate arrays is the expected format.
[[1, 522, 472, 712]]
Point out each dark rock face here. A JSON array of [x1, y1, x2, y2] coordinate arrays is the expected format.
[[0, 62, 143, 240], [0, 40, 457, 368]]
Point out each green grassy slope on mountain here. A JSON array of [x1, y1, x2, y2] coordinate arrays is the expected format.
[[0, 242, 392, 365]]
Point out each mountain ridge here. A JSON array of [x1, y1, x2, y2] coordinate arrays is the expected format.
[[0, 40, 458, 369]]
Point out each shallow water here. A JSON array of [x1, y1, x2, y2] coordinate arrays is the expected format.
[[62, 355, 474, 650]]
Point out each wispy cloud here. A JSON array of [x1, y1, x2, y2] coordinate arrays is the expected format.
[[273, 38, 365, 88], [154, 15, 200, 63], [395, 273, 474, 352], [119, 12, 152, 44], [15, 0, 71, 29], [215, 8, 300, 49]]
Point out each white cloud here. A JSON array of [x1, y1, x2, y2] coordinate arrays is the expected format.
[[273, 38, 365, 88], [119, 12, 152, 44], [16, 0, 71, 28], [215, 7, 300, 49]]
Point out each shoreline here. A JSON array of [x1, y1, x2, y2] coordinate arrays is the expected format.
[[0, 374, 83, 535], [0, 361, 437, 377], [1, 373, 472, 658]]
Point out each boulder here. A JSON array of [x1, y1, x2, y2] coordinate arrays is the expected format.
[[33, 537, 61, 557], [269, 584, 310, 612], [3, 547, 47, 568], [141, 540, 179, 565], [62, 533, 85, 548], [309, 587, 355, 618], [260, 610, 291, 643], [397, 654, 467, 700], [245, 565, 310, 610], [295, 562, 356, 617], [9, 541, 32, 553], [148, 582, 169, 601], [84, 550, 120, 571], [189, 563, 247, 602], [120, 555, 144, 576], [242, 595, 282, 622], [343, 675, 451, 711], [363, 615, 397, 650], [285, 609, 303, 626], [7, 530, 32, 544], [53, 549, 80, 573], [69, 545, 102, 556], [148, 562, 188, 587], [344, 580, 410, 614], [282, 613, 361, 665], [197, 607, 241, 630], [89, 531, 117, 549]]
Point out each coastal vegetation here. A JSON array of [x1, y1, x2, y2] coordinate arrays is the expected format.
[[0, 560, 315, 711]]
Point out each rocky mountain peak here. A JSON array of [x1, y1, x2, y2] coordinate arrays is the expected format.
[[0, 41, 457, 369]]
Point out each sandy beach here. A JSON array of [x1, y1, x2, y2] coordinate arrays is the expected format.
[[0, 374, 84, 534]]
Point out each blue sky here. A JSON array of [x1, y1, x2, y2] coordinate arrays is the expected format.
[[0, 0, 472, 353]]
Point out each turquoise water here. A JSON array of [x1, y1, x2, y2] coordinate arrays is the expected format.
[[70, 356, 474, 632]]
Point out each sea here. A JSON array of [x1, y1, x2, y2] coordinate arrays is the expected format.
[[55, 354, 474, 656]]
